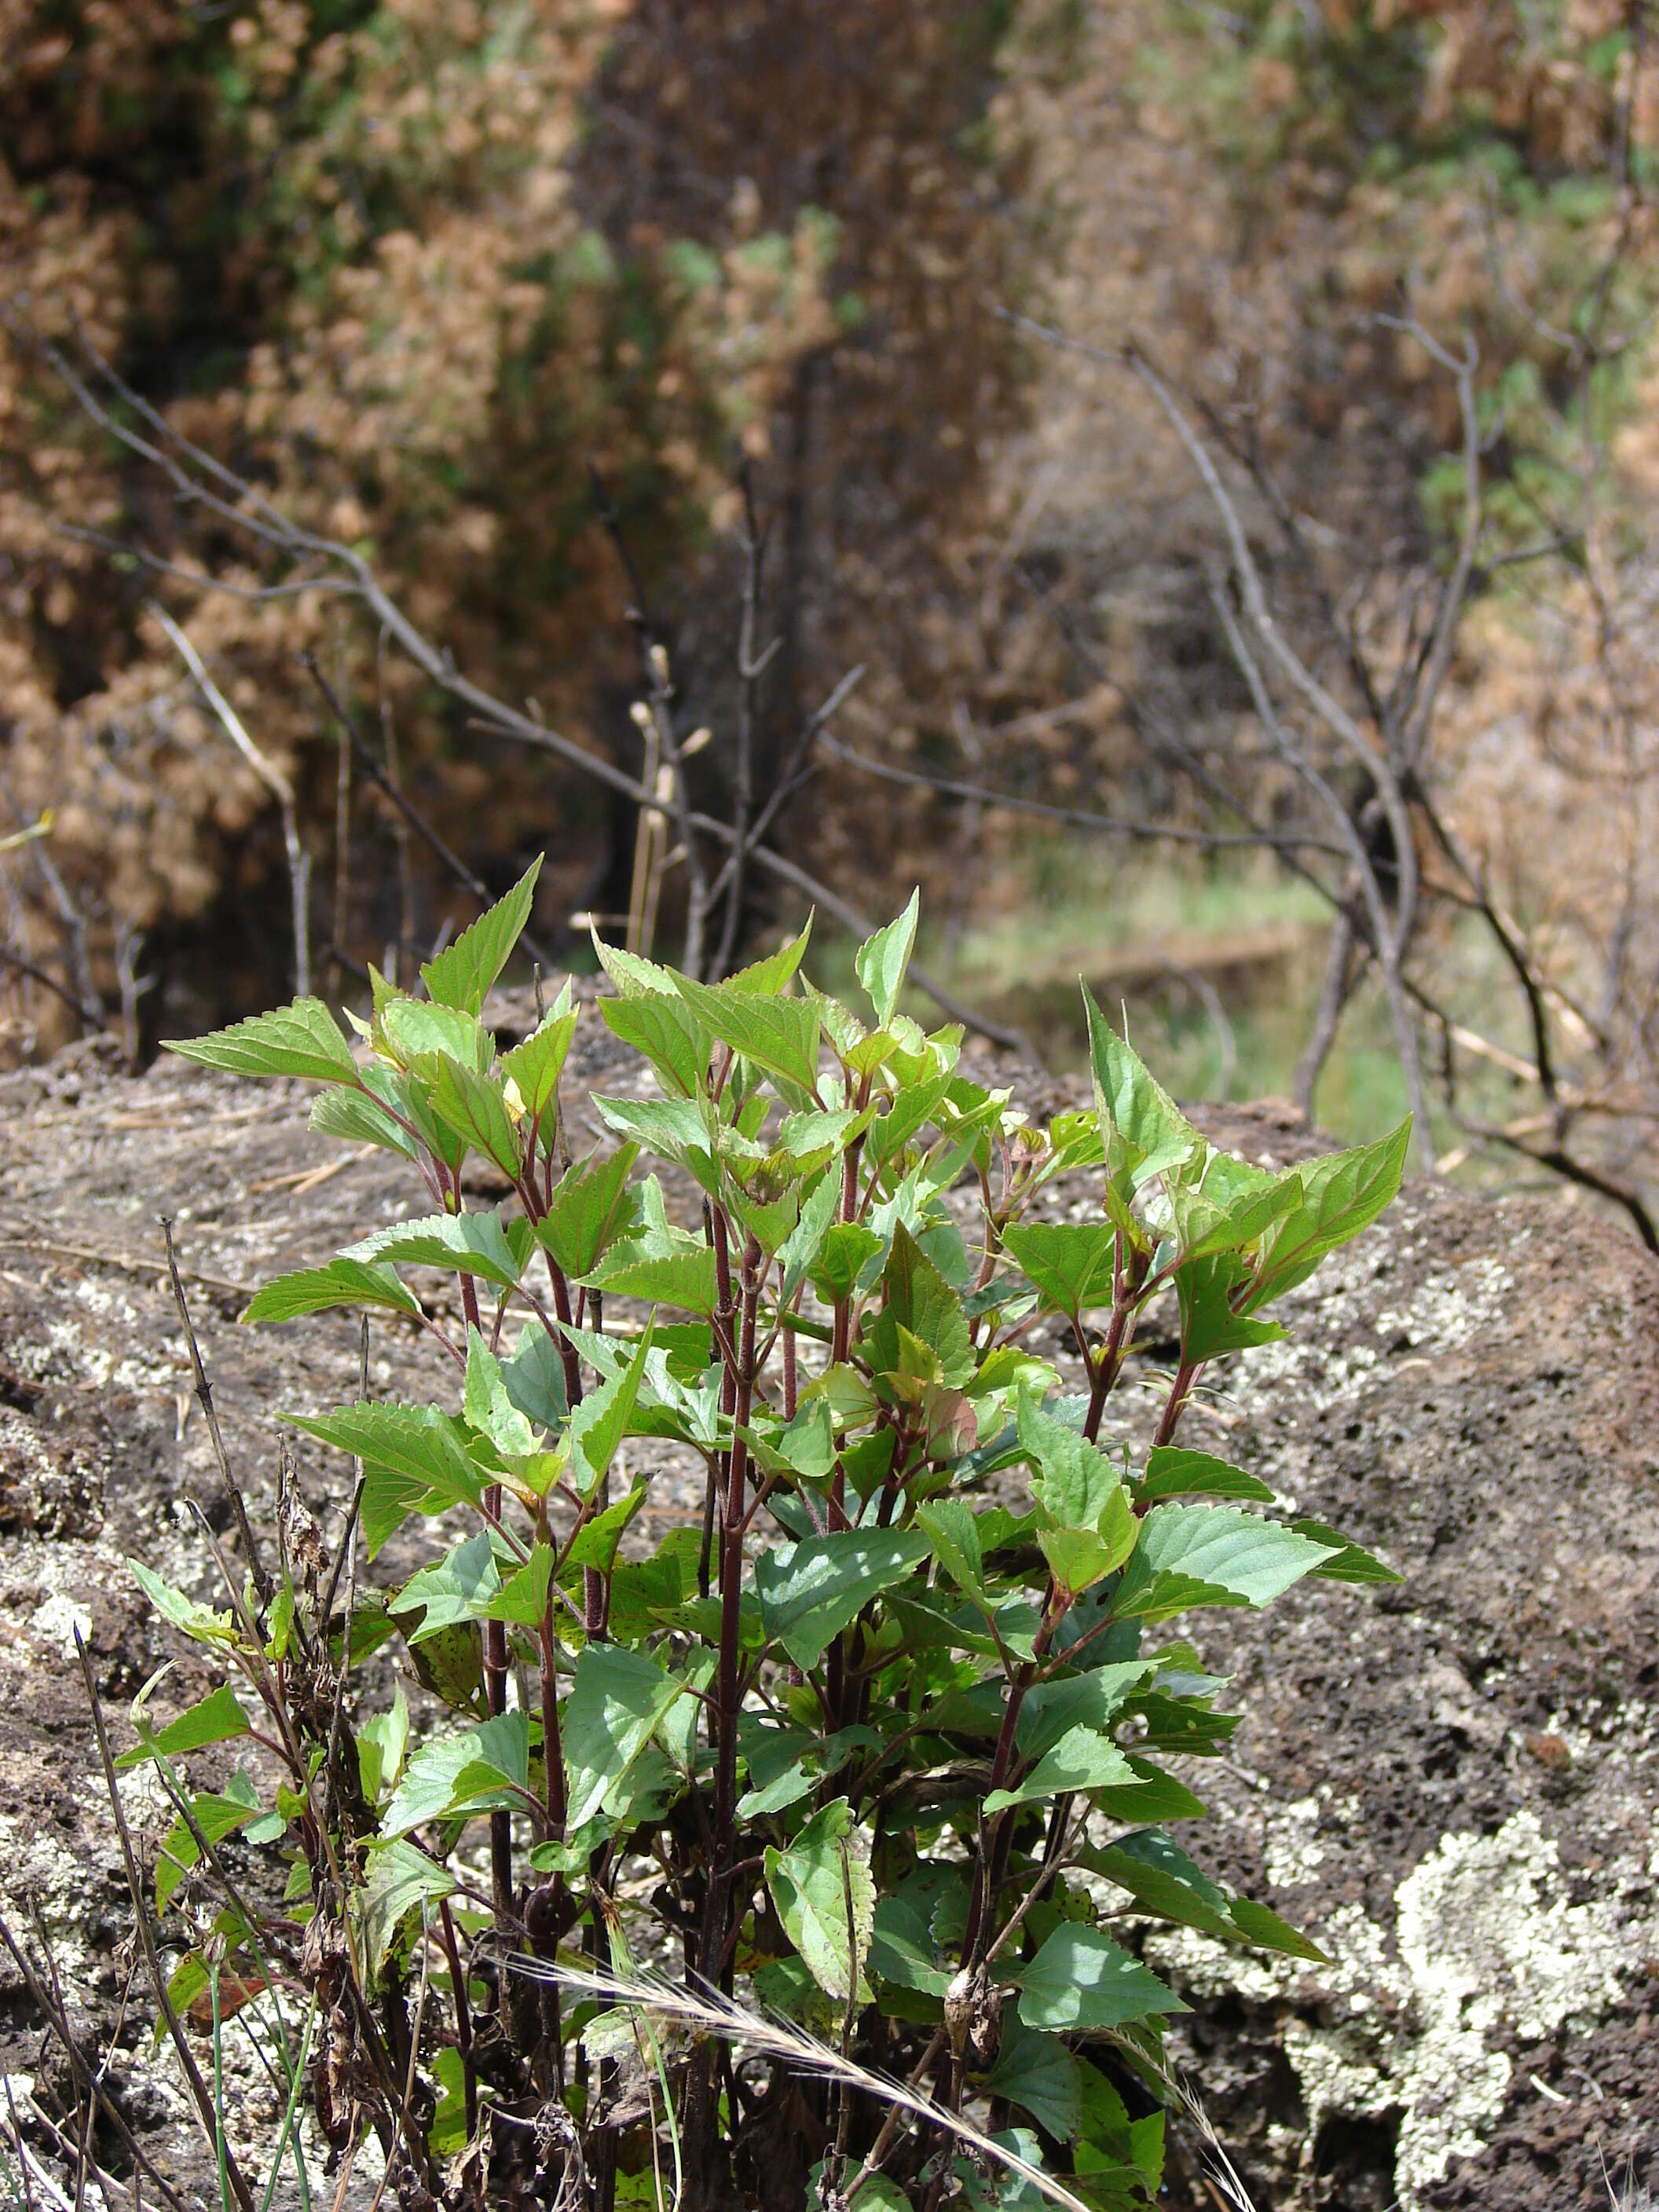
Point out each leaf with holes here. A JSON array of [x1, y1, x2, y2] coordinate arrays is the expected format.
[[764, 1800, 874, 2004]]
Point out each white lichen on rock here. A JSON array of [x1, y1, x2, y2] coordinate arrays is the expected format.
[[1148, 1807, 1659, 2210]]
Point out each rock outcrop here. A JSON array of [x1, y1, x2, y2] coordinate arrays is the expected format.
[[1, 1042, 1654, 2208]]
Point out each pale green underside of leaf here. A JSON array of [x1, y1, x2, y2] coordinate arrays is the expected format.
[[164, 997, 358, 1086], [242, 1257, 423, 1326]]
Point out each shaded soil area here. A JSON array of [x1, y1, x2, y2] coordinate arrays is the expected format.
[[0, 1027, 1654, 2209]]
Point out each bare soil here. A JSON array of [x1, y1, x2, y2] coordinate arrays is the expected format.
[[1, 1025, 1654, 2210]]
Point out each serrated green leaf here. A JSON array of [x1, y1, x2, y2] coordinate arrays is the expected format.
[[344, 1209, 522, 1290], [764, 1800, 873, 2004], [734, 911, 818, 999], [309, 1080, 417, 1159], [778, 1166, 842, 1306], [1170, 1149, 1304, 1262], [1228, 1895, 1329, 1960], [1291, 1517, 1403, 1584], [382, 1711, 530, 1837], [566, 1320, 654, 1497], [1175, 1251, 1288, 1364], [563, 1485, 648, 1574], [562, 1645, 690, 1829], [867, 1893, 951, 1998], [463, 1328, 537, 1456], [809, 1221, 884, 1305], [488, 1542, 555, 1627], [126, 1560, 236, 1646], [358, 1839, 458, 1976], [1016, 1661, 1152, 1760], [1241, 1119, 1411, 1312], [1082, 981, 1203, 1188], [1115, 1505, 1339, 1619], [866, 1068, 950, 1169], [588, 1243, 719, 1318], [744, 1397, 837, 1483], [1001, 1220, 1119, 1317], [980, 2023, 1082, 2144], [379, 997, 493, 1075], [356, 1687, 409, 1805], [985, 1723, 1140, 1812], [673, 975, 822, 1093], [1037, 1492, 1137, 1595], [1094, 1754, 1209, 1826], [589, 932, 682, 998], [156, 1779, 262, 1914], [755, 1529, 931, 1670], [419, 856, 542, 1013], [1133, 1448, 1276, 1506], [1017, 1393, 1124, 1531], [599, 991, 706, 1100], [1086, 1829, 1327, 1962], [242, 1258, 422, 1328], [425, 1053, 521, 1176], [287, 1403, 485, 1556], [866, 1220, 972, 1386], [501, 1009, 578, 1140], [390, 1531, 501, 1643], [1092, 1826, 1232, 1928], [1018, 1925, 1186, 2031], [1126, 1688, 1239, 1756], [917, 1499, 987, 1608], [117, 1683, 250, 1769], [165, 998, 358, 1086], [855, 891, 919, 1028], [537, 1144, 643, 1276], [1075, 2061, 1166, 2194], [954, 2128, 1051, 2212], [500, 1320, 569, 1429], [729, 914, 815, 995]]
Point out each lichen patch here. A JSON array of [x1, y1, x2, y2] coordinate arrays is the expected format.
[[1149, 1807, 1659, 2209]]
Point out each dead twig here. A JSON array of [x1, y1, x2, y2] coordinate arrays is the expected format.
[[148, 604, 311, 998], [161, 1218, 270, 1609], [72, 1632, 259, 2212]]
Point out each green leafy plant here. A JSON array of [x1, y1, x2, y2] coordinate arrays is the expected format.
[[125, 877, 1406, 2210]]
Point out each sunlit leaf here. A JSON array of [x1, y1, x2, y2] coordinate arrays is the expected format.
[[1018, 1925, 1186, 2031], [420, 856, 542, 1013], [242, 1257, 422, 1327], [165, 998, 358, 1086]]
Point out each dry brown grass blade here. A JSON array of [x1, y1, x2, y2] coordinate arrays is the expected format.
[[507, 1954, 1093, 2212]]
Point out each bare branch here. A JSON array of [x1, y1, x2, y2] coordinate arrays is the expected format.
[[150, 604, 312, 998], [816, 729, 1350, 856]]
